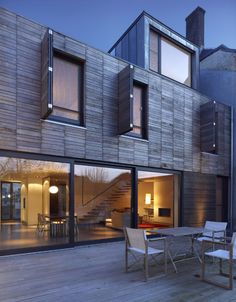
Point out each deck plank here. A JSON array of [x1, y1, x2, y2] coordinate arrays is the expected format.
[[0, 242, 235, 302]]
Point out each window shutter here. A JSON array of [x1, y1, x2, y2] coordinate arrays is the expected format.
[[118, 64, 134, 135], [200, 101, 216, 153], [41, 28, 53, 119]]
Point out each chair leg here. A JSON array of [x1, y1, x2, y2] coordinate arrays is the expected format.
[[144, 254, 148, 281], [201, 252, 205, 281], [125, 245, 128, 273], [229, 257, 233, 290], [219, 258, 223, 275], [164, 250, 167, 275]]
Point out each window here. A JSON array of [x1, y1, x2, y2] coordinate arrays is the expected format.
[[149, 30, 158, 72], [41, 29, 84, 124], [161, 37, 191, 87], [149, 29, 192, 87], [131, 84, 144, 136], [117, 65, 147, 139], [51, 53, 84, 124]]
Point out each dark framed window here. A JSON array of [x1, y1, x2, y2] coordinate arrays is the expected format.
[[129, 82, 147, 138], [117, 65, 147, 139], [51, 52, 84, 125], [149, 28, 192, 87]]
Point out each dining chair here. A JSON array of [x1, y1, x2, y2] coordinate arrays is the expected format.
[[201, 232, 236, 289], [124, 227, 167, 281], [195, 221, 227, 262], [37, 213, 50, 236]]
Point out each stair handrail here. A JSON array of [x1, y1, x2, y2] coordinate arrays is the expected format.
[[82, 174, 130, 207]]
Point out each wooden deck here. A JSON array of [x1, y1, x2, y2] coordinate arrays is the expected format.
[[0, 241, 235, 302]]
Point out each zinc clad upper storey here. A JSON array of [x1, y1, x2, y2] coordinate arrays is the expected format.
[[149, 29, 192, 87], [109, 11, 199, 89]]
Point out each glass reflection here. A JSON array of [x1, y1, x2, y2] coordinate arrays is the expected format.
[[0, 157, 70, 250], [74, 165, 131, 241], [161, 37, 191, 86]]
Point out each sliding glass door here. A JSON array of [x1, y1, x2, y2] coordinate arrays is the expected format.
[[74, 164, 132, 242], [1, 182, 21, 221]]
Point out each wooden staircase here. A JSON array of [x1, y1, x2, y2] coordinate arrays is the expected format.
[[78, 176, 131, 225]]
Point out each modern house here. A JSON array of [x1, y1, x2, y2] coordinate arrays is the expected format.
[[0, 6, 232, 255], [200, 45, 236, 232]]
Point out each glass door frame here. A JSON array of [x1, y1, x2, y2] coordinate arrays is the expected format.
[[73, 161, 133, 243], [1, 181, 21, 221], [134, 167, 182, 228]]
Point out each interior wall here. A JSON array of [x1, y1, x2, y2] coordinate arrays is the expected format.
[[153, 176, 174, 225], [21, 182, 27, 223], [138, 182, 154, 216], [42, 178, 50, 216], [74, 176, 110, 217], [27, 179, 43, 225], [74, 175, 131, 218]]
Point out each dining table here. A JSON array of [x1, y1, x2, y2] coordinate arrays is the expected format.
[[149, 226, 203, 273], [46, 215, 79, 237]]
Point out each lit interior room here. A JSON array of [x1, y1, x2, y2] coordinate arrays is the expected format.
[[138, 171, 179, 229], [74, 165, 132, 241], [0, 157, 70, 250]]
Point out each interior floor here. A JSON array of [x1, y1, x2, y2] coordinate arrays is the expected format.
[[0, 223, 123, 250]]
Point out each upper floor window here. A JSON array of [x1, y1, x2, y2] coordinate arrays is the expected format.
[[41, 28, 84, 125], [117, 65, 147, 139], [149, 29, 192, 87], [51, 52, 84, 124], [131, 83, 145, 137]]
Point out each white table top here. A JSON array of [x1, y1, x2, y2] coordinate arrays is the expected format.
[[150, 226, 203, 237]]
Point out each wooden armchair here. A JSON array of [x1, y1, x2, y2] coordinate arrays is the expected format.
[[201, 233, 236, 289], [124, 227, 167, 281]]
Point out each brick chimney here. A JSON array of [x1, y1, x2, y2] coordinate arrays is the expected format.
[[186, 7, 205, 49]]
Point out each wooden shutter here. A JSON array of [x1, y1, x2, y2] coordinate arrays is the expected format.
[[200, 101, 216, 153], [118, 64, 134, 135], [41, 28, 53, 119]]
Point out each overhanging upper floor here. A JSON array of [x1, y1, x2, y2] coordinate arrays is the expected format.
[[0, 8, 231, 177]]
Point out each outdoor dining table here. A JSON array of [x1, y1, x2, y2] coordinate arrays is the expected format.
[[149, 226, 203, 273]]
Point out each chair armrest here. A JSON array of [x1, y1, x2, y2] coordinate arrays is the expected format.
[[149, 237, 166, 242], [212, 230, 226, 234], [212, 230, 226, 241], [202, 239, 230, 248]]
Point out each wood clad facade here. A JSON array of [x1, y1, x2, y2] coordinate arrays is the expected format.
[[0, 8, 232, 236]]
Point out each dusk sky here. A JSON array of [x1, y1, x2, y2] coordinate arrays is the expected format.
[[1, 0, 236, 51]]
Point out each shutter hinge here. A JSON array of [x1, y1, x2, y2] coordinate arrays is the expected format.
[[48, 67, 53, 72], [48, 29, 53, 35], [130, 123, 133, 127], [48, 104, 53, 109], [130, 94, 133, 98]]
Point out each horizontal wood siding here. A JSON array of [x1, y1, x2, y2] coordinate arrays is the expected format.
[[200, 101, 216, 153], [0, 10, 17, 150], [0, 8, 231, 178], [183, 172, 216, 227]]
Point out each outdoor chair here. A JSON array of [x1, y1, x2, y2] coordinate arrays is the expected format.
[[124, 227, 167, 281], [37, 213, 50, 236], [195, 221, 227, 262], [201, 233, 236, 289]]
